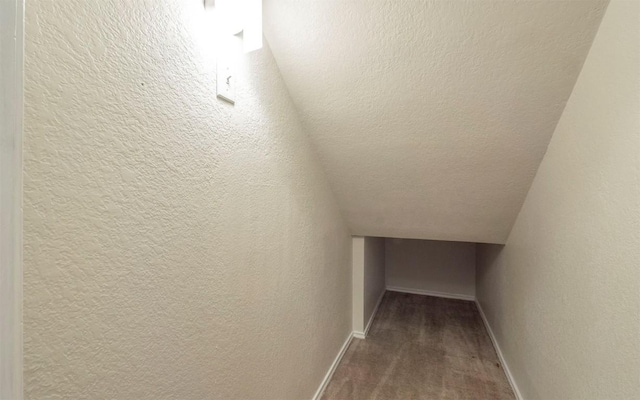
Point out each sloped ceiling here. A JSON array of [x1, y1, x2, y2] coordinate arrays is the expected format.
[[264, 0, 608, 244]]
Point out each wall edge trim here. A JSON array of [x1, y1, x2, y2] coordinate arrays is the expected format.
[[354, 289, 386, 339], [475, 301, 524, 400], [0, 0, 24, 398], [311, 332, 354, 400]]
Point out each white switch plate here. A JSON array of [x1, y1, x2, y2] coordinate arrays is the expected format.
[[217, 59, 236, 104]]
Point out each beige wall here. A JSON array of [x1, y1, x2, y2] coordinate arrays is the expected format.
[[1, 0, 23, 398], [352, 237, 385, 335], [363, 237, 385, 333], [476, 1, 640, 398], [386, 239, 476, 299], [352, 237, 365, 333], [22, 1, 351, 399]]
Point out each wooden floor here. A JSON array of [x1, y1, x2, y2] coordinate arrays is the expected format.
[[321, 291, 515, 400]]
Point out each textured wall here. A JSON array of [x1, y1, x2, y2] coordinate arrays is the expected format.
[[265, 0, 608, 244], [23, 0, 351, 399], [476, 1, 640, 398], [386, 239, 476, 299]]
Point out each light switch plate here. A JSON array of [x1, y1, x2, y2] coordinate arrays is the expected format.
[[216, 58, 236, 104]]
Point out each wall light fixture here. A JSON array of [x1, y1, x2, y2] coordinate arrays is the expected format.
[[205, 0, 262, 104], [204, 0, 262, 53]]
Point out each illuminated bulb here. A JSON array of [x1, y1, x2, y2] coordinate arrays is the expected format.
[[205, 0, 262, 53], [242, 0, 262, 53], [216, 0, 244, 36]]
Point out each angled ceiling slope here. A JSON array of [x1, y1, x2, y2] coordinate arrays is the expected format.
[[265, 0, 608, 244]]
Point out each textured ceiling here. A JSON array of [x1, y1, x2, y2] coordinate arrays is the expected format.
[[264, 0, 608, 244]]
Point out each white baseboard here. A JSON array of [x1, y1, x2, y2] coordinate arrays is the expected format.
[[475, 301, 523, 400], [386, 286, 476, 302], [352, 332, 366, 339], [312, 332, 354, 400], [354, 289, 386, 339]]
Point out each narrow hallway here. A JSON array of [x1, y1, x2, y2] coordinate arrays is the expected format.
[[322, 292, 514, 400], [2, 0, 638, 399]]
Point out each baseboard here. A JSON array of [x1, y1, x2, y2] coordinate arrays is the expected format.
[[312, 332, 354, 400], [386, 286, 476, 302], [354, 289, 386, 339], [475, 301, 523, 400], [365, 290, 386, 336]]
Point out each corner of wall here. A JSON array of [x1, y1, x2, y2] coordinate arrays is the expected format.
[[0, 0, 24, 398], [475, 300, 523, 400]]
